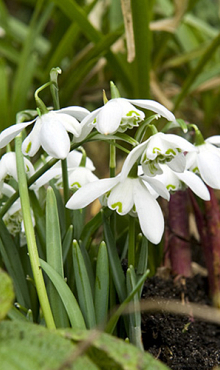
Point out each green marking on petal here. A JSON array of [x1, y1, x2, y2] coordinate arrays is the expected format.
[[111, 201, 123, 213], [167, 184, 176, 190], [177, 148, 181, 153], [70, 182, 81, 189], [126, 110, 140, 117], [165, 148, 176, 156], [153, 147, 161, 154], [25, 142, 32, 154], [192, 167, 199, 173]]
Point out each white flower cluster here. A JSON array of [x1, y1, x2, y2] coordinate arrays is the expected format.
[[1, 95, 220, 244]]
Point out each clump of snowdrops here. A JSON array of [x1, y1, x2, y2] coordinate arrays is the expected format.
[[1, 68, 220, 348]]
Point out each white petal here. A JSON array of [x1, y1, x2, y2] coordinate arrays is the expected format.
[[73, 108, 101, 143], [116, 98, 145, 120], [66, 177, 119, 209], [40, 118, 70, 159], [133, 180, 164, 244], [67, 150, 95, 171], [197, 145, 220, 189], [162, 133, 196, 152], [30, 168, 62, 189], [1, 182, 16, 197], [22, 118, 42, 156], [107, 177, 134, 214], [177, 171, 210, 201], [141, 175, 170, 200], [55, 112, 81, 137], [206, 135, 220, 147], [0, 119, 35, 149], [128, 99, 176, 122], [120, 141, 148, 181], [167, 152, 186, 173], [96, 100, 123, 134], [0, 152, 17, 181], [57, 106, 90, 121], [68, 167, 98, 189]]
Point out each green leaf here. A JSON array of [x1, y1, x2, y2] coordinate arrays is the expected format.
[[72, 240, 96, 329], [94, 242, 109, 325], [40, 258, 86, 330], [103, 212, 126, 303], [0, 268, 14, 321], [46, 187, 69, 328], [126, 266, 143, 350], [0, 219, 31, 308], [61, 328, 170, 370], [0, 58, 10, 130], [0, 320, 98, 370]]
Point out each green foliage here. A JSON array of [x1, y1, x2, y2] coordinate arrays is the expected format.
[[0, 320, 170, 370], [0, 269, 14, 321]]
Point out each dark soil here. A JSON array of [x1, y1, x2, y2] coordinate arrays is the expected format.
[[141, 274, 220, 370]]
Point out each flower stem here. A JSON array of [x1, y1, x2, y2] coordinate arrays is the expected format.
[[109, 141, 116, 178], [15, 134, 55, 329], [61, 158, 71, 228], [128, 216, 136, 267]]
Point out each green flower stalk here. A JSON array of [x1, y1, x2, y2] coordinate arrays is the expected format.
[[15, 133, 55, 329]]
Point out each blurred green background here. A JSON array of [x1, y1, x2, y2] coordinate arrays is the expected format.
[[0, 0, 219, 137]]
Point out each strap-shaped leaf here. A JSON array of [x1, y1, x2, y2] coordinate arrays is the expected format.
[[72, 240, 96, 329], [94, 241, 109, 325], [40, 258, 86, 330]]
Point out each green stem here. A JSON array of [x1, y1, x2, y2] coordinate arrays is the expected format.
[[15, 134, 55, 329], [109, 141, 116, 178], [61, 158, 71, 228], [128, 216, 136, 267]]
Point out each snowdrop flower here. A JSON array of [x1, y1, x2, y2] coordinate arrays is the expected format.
[[66, 170, 170, 244], [153, 165, 210, 201], [0, 107, 90, 159], [31, 150, 97, 190], [81, 98, 177, 135], [186, 136, 220, 189], [0, 152, 34, 186], [121, 132, 197, 180]]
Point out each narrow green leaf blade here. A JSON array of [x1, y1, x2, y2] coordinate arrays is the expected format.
[[40, 258, 86, 330], [72, 240, 96, 329], [94, 241, 109, 325]]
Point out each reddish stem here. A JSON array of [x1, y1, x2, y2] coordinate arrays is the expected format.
[[189, 188, 220, 307], [168, 190, 192, 277]]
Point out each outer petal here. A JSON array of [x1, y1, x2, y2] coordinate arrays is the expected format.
[[30, 168, 62, 190], [67, 150, 95, 171], [73, 108, 101, 143], [206, 135, 220, 146], [133, 180, 164, 244], [55, 113, 81, 137], [0, 152, 17, 180], [66, 177, 119, 209], [177, 171, 210, 201], [0, 119, 35, 149], [107, 177, 134, 214], [167, 152, 186, 173], [141, 175, 170, 200], [197, 144, 220, 189], [96, 100, 123, 134], [120, 141, 148, 181], [57, 106, 90, 121], [22, 118, 42, 156], [162, 133, 196, 152], [40, 118, 70, 159], [128, 99, 176, 122]]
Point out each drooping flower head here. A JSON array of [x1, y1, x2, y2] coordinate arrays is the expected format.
[[0, 107, 90, 159]]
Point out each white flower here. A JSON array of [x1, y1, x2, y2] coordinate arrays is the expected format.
[[0, 107, 90, 159], [81, 98, 176, 135], [153, 165, 210, 201], [0, 152, 34, 184], [66, 171, 170, 244], [31, 150, 97, 190], [186, 138, 220, 189], [121, 132, 196, 180]]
